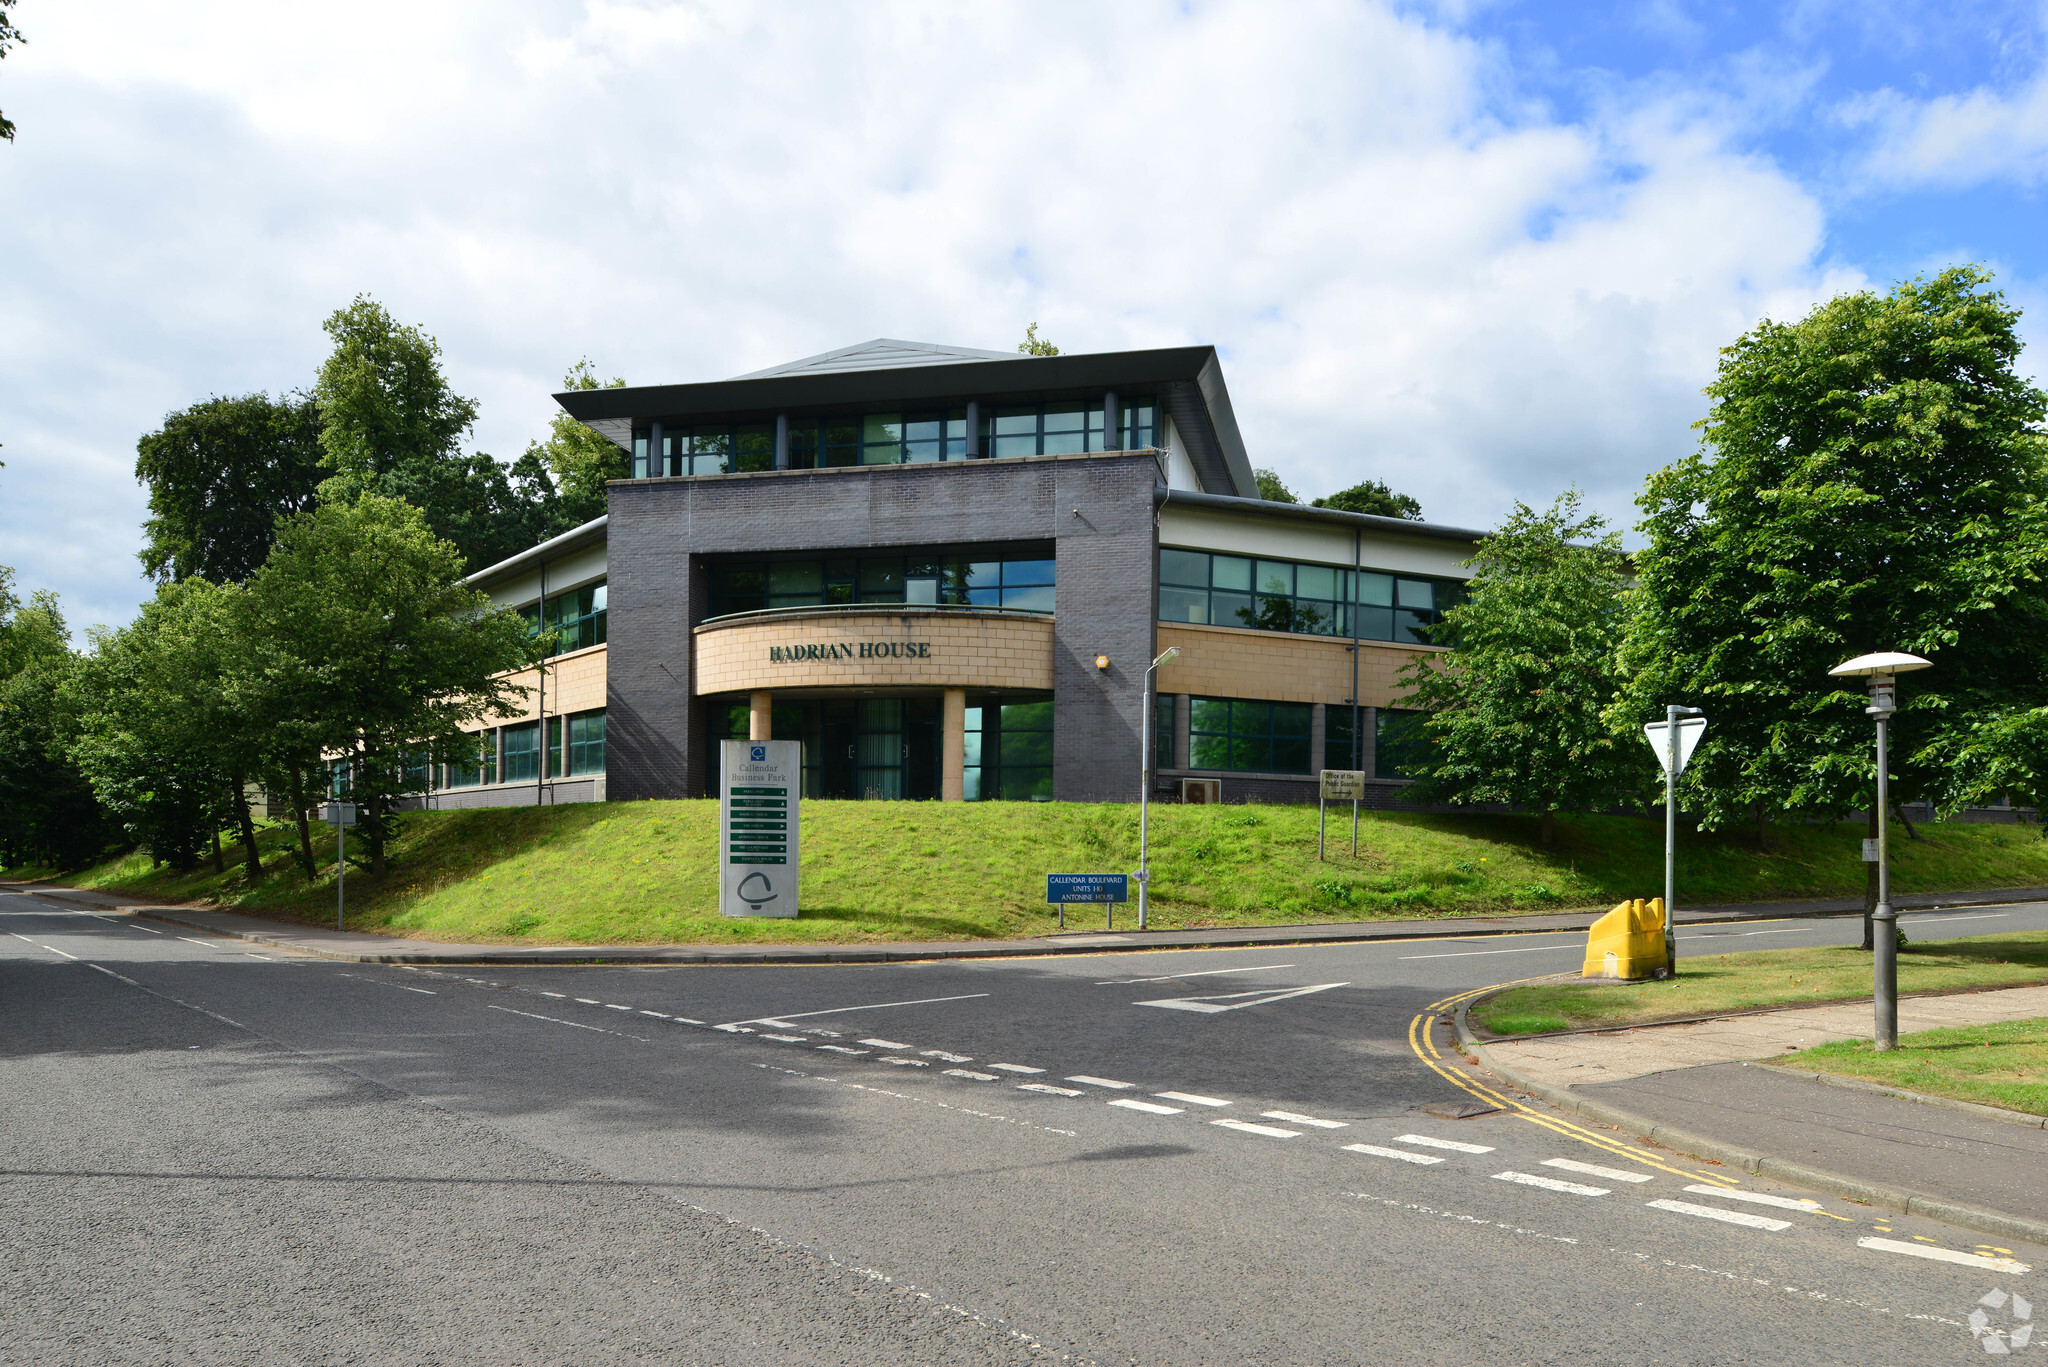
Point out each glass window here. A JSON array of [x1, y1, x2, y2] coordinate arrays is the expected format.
[[1160, 548, 1209, 587], [633, 432, 649, 479], [734, 424, 775, 473], [502, 722, 540, 783], [1188, 697, 1313, 775], [707, 547, 1056, 618], [1120, 401, 1157, 450], [1376, 709, 1434, 780], [564, 709, 605, 777], [1155, 693, 1175, 771], [963, 697, 1053, 800], [542, 579, 607, 655], [1324, 705, 1360, 774], [771, 561, 823, 598], [903, 413, 944, 464], [862, 414, 903, 465], [444, 732, 490, 788], [1210, 555, 1252, 592], [1157, 549, 1460, 645], [1040, 405, 1089, 455]]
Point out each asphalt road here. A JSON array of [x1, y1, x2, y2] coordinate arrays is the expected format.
[[5, 889, 2044, 1365]]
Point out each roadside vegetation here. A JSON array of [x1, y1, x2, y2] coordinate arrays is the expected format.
[[1472, 929, 2048, 1037], [10, 805, 2048, 946], [1772, 1017, 2048, 1118]]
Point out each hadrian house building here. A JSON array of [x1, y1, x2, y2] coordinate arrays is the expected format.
[[416, 339, 1483, 811]]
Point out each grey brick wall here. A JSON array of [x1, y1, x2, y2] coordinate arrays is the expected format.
[[604, 452, 1164, 803]]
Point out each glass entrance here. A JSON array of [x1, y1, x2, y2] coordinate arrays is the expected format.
[[713, 697, 942, 799]]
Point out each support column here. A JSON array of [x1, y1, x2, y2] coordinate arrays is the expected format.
[[942, 688, 967, 800], [1174, 693, 1192, 770], [649, 420, 664, 477], [1104, 391, 1121, 450], [774, 414, 790, 470], [963, 401, 980, 457], [749, 692, 773, 741]]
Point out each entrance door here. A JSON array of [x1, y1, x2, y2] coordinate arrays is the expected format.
[[820, 703, 857, 799], [903, 698, 941, 801]]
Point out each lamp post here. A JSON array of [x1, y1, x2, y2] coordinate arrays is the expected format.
[[1137, 646, 1181, 931], [1827, 651, 1933, 1051]]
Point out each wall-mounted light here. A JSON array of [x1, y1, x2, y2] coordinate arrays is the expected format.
[[1094, 654, 1110, 672]]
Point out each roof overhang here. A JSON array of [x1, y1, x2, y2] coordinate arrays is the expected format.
[[465, 514, 608, 588], [1157, 489, 1488, 544]]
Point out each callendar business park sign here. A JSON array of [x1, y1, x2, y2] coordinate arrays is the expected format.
[[720, 740, 800, 917], [768, 641, 932, 663]]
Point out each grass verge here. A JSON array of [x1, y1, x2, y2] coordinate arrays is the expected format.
[[1473, 930, 2048, 1036], [1770, 1017, 2048, 1118], [8, 802, 2048, 947]]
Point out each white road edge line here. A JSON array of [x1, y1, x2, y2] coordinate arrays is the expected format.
[[1342, 1143, 1442, 1165], [1096, 963, 1297, 985], [1398, 944, 1576, 961], [1110, 1098, 1183, 1115], [1856, 1236, 2030, 1273], [86, 963, 141, 987], [1543, 1158, 1654, 1184], [1647, 1198, 1791, 1231], [41, 944, 80, 960], [1494, 1171, 1610, 1196], [486, 1004, 644, 1039], [1394, 1134, 1495, 1154], [1681, 1183, 1821, 1212], [721, 992, 990, 1027]]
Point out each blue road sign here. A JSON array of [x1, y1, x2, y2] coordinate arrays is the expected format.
[[1047, 873, 1129, 904]]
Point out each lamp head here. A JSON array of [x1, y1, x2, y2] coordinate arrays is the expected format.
[[1152, 646, 1181, 669], [1828, 651, 1933, 680]]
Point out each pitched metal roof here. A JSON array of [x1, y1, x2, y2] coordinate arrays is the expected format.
[[727, 338, 1017, 380]]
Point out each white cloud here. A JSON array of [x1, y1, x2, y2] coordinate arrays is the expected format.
[[0, 0, 1854, 636]]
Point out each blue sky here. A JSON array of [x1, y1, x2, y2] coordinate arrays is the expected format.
[[2, 0, 2045, 638]]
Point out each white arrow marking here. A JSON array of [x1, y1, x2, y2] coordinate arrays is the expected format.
[[1136, 982, 1349, 1013]]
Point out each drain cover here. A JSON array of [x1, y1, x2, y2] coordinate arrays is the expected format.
[[1420, 1100, 1501, 1120]]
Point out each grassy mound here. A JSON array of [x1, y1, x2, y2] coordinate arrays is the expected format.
[[10, 802, 2048, 946]]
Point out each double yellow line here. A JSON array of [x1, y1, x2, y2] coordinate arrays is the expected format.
[[1408, 981, 1745, 1188]]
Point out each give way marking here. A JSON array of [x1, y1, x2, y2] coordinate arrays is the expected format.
[[1135, 982, 1349, 1013]]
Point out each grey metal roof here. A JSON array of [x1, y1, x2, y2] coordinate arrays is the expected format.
[[1158, 489, 1488, 545], [557, 344, 1260, 498], [465, 514, 608, 588], [727, 338, 1017, 380]]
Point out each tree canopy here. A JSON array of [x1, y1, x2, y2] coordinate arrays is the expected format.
[[135, 392, 327, 583], [1312, 480, 1422, 520], [1401, 491, 1643, 844], [1253, 467, 1298, 503], [528, 359, 629, 526], [0, 4, 23, 143], [1614, 265, 2048, 831], [1017, 324, 1058, 356]]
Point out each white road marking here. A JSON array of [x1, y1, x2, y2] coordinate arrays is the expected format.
[[1110, 1098, 1184, 1115], [178, 937, 217, 948], [858, 1038, 913, 1049], [989, 1063, 1045, 1074], [241, 954, 273, 961], [575, 998, 601, 1004], [398, 986, 434, 994], [882, 1057, 930, 1067], [1647, 1198, 1791, 1231], [1682, 1184, 1821, 1213], [670, 1017, 705, 1025], [723, 992, 990, 1027], [1395, 1134, 1495, 1154], [944, 1068, 998, 1081], [605, 1004, 632, 1011], [1495, 1171, 1610, 1196], [1543, 1158, 1653, 1183], [541, 991, 567, 998], [1137, 982, 1349, 1013], [1856, 1237, 2030, 1273], [1898, 912, 2009, 926], [817, 1045, 869, 1056], [1213, 1118, 1300, 1138], [1096, 963, 1297, 985], [1018, 1083, 1084, 1096], [640, 1010, 668, 1018], [1262, 1110, 1348, 1129], [1154, 1091, 1230, 1107], [761, 1034, 809, 1043], [922, 1050, 973, 1062], [1343, 1143, 1443, 1166], [41, 944, 80, 960], [1398, 944, 1576, 961], [86, 963, 141, 986], [1066, 1075, 1134, 1089], [713, 1024, 754, 1033], [486, 1005, 645, 1040]]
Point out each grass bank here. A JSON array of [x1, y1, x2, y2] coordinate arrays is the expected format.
[[9, 802, 2048, 946], [1473, 930, 2048, 1037], [1769, 1017, 2048, 1118]]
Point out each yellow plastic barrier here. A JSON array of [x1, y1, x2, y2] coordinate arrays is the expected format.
[[1581, 897, 1668, 980]]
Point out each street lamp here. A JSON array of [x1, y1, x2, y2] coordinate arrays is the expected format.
[[1827, 650, 1934, 1051], [1137, 645, 1181, 930]]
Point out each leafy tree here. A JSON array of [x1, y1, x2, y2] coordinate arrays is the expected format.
[[0, 573, 110, 869], [530, 360, 628, 525], [1253, 467, 1298, 503], [1017, 324, 1059, 356], [1313, 479, 1422, 520], [244, 497, 537, 875], [135, 392, 326, 583], [1614, 267, 2048, 892], [0, 565, 68, 679], [0, 4, 23, 143], [1399, 492, 1643, 846]]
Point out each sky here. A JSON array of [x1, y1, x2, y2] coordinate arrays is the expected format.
[[3, 0, 2046, 639]]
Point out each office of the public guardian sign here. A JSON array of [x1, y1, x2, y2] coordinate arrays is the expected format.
[[768, 641, 932, 663], [720, 740, 800, 918]]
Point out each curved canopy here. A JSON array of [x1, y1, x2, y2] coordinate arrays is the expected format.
[[1828, 651, 1934, 678]]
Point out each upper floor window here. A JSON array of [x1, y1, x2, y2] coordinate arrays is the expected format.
[[708, 549, 1054, 618], [1158, 548, 1463, 645], [520, 579, 607, 656]]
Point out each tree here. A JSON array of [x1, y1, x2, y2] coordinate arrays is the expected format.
[[530, 360, 628, 525], [1254, 468, 1298, 503], [1398, 492, 1643, 846], [135, 392, 327, 584], [0, 572, 109, 870], [1017, 324, 1058, 356], [1614, 267, 2048, 900], [0, 565, 68, 680], [245, 497, 538, 875], [1, 4, 23, 143], [1313, 480, 1422, 520]]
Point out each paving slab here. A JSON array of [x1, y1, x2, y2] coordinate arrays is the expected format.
[[1486, 984, 2048, 1088]]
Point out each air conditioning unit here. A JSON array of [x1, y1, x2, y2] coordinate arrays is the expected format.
[[1180, 778, 1222, 805]]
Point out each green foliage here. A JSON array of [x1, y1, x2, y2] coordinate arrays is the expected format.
[[1615, 266, 2048, 831], [527, 359, 627, 525], [135, 392, 326, 584], [1400, 491, 1645, 842], [0, 565, 68, 680], [1253, 468, 1298, 503], [0, 4, 22, 143], [1785, 1017, 2048, 1118], [1017, 323, 1059, 356], [1311, 480, 1422, 520], [244, 497, 539, 873], [0, 569, 109, 868]]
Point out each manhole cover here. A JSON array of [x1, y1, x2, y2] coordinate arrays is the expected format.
[[1420, 1101, 1501, 1120]]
